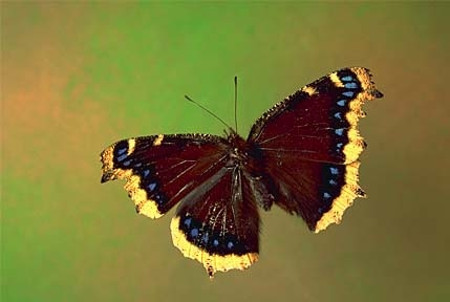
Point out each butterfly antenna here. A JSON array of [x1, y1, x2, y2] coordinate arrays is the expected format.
[[184, 95, 232, 130], [234, 76, 238, 133]]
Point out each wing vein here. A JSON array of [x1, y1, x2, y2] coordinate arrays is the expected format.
[[164, 161, 197, 187]]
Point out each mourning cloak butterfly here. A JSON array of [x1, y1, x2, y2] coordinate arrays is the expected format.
[[100, 67, 383, 277]]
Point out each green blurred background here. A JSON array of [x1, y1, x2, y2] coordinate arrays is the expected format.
[[2, 2, 449, 302]]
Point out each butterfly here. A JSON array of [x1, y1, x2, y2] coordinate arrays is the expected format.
[[100, 67, 383, 278]]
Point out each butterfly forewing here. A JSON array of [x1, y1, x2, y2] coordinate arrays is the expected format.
[[100, 134, 228, 218], [248, 67, 383, 232]]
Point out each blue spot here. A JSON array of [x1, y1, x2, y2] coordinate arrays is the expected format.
[[147, 182, 157, 192], [123, 160, 131, 166], [323, 192, 331, 199], [202, 232, 209, 244], [335, 128, 344, 136], [337, 99, 346, 107], [184, 217, 192, 228], [329, 179, 338, 186], [334, 112, 342, 120], [116, 154, 127, 162], [213, 239, 219, 247], [134, 162, 142, 168], [341, 75, 354, 82], [117, 147, 127, 155], [330, 167, 339, 175], [342, 91, 354, 98], [153, 193, 164, 205], [142, 170, 150, 178], [227, 241, 234, 249], [337, 142, 344, 149], [190, 228, 199, 238], [318, 207, 324, 214], [344, 82, 358, 89]]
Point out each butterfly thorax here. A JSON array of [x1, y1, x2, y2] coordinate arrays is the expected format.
[[224, 129, 265, 177], [224, 130, 248, 166]]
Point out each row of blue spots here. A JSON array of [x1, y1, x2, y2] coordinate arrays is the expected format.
[[328, 166, 341, 188], [340, 74, 359, 102], [116, 147, 127, 155], [333, 75, 354, 156], [136, 167, 163, 204], [183, 216, 201, 242], [116, 153, 128, 162], [139, 168, 154, 189], [115, 144, 133, 167], [152, 192, 165, 205], [320, 165, 343, 210], [114, 141, 129, 163], [183, 216, 237, 251], [341, 75, 358, 89]]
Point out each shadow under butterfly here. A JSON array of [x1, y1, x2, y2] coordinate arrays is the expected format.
[[100, 67, 383, 278]]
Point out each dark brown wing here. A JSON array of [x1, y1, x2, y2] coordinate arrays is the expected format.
[[248, 67, 383, 232], [100, 134, 228, 219], [171, 163, 259, 277], [100, 133, 259, 276]]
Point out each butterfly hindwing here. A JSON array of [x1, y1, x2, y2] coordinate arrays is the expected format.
[[170, 164, 260, 277], [261, 154, 364, 232], [248, 67, 383, 232], [100, 134, 229, 218]]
